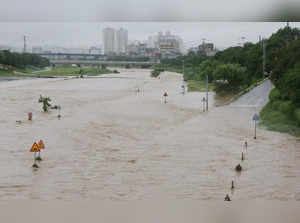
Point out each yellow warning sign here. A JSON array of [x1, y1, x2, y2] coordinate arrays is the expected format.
[[30, 142, 40, 152], [38, 140, 45, 149]]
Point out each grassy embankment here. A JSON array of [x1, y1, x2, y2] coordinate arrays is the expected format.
[[0, 66, 114, 78], [260, 88, 300, 137], [32, 66, 114, 77], [186, 80, 214, 92], [0, 69, 31, 78], [151, 67, 214, 92]]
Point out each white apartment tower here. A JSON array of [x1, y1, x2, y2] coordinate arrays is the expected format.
[[103, 27, 128, 55], [103, 28, 115, 55], [116, 28, 128, 54]]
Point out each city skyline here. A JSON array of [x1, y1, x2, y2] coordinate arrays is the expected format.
[[1, 22, 300, 52]]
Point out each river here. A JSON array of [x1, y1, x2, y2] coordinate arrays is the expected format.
[[0, 69, 299, 201]]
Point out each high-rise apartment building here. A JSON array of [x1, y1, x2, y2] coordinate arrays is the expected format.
[[116, 28, 128, 54], [103, 27, 128, 55], [155, 31, 183, 58], [103, 28, 115, 55]]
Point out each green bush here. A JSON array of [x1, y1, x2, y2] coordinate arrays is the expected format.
[[271, 100, 282, 110], [269, 88, 281, 101], [260, 101, 300, 136], [151, 68, 164, 77], [278, 100, 294, 115], [281, 62, 300, 106], [295, 108, 300, 125]]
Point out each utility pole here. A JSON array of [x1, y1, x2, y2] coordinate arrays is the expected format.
[[182, 59, 184, 77], [262, 38, 266, 77], [182, 58, 185, 86], [23, 35, 27, 53], [206, 75, 208, 111]]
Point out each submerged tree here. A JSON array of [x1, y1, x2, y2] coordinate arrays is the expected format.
[[38, 95, 52, 112]]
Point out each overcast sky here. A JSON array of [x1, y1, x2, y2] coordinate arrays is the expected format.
[[0, 0, 299, 21], [1, 0, 300, 50], [1, 22, 299, 50]]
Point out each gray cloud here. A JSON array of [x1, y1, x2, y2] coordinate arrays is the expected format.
[[0, 0, 300, 22]]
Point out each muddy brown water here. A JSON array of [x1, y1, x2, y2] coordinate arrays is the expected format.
[[0, 69, 299, 201]]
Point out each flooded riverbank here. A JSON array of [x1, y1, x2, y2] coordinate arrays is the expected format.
[[0, 69, 299, 201]]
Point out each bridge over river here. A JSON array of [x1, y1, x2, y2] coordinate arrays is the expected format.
[[49, 59, 160, 66]]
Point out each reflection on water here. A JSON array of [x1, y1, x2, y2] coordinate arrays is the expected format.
[[0, 70, 299, 201]]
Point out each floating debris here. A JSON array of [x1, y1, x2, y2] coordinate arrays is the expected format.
[[128, 160, 136, 164], [28, 112, 32, 121]]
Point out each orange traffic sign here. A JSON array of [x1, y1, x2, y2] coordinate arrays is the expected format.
[[38, 140, 45, 149], [30, 142, 40, 152]]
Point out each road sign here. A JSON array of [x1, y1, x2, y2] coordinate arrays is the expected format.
[[30, 142, 40, 152], [253, 113, 259, 139], [252, 114, 259, 121], [38, 140, 45, 150]]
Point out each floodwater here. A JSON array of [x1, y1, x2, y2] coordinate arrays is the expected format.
[[0, 69, 299, 201]]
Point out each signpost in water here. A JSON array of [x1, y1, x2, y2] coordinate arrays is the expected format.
[[30, 142, 40, 168], [202, 97, 206, 112], [253, 113, 259, 139], [57, 105, 61, 119], [163, 92, 168, 103], [36, 140, 45, 161]]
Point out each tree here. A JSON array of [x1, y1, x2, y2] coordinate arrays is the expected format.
[[38, 95, 52, 112], [0, 50, 50, 68], [281, 62, 300, 106], [213, 63, 247, 92], [194, 59, 220, 82], [272, 39, 300, 87]]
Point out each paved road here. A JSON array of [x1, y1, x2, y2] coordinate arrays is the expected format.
[[230, 79, 274, 108]]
